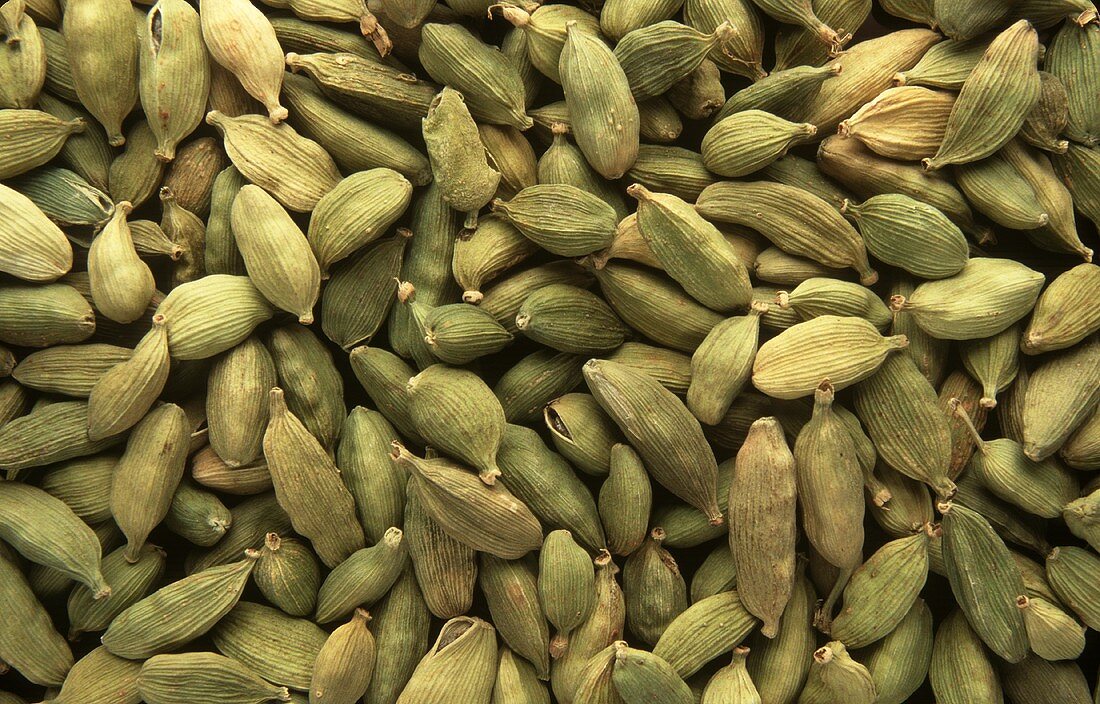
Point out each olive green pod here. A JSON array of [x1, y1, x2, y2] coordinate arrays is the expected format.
[[827, 532, 929, 647], [1021, 71, 1071, 154], [418, 22, 531, 130], [585, 359, 721, 524], [211, 602, 327, 691], [773, 0, 871, 70], [857, 598, 932, 704], [63, 0, 138, 145], [37, 93, 111, 193], [231, 184, 320, 324], [395, 444, 543, 559], [794, 380, 865, 570], [205, 165, 247, 276], [1022, 264, 1100, 355], [892, 258, 1044, 341], [940, 502, 1029, 663], [494, 184, 617, 257], [696, 181, 877, 285], [777, 278, 891, 329], [599, 444, 652, 557], [818, 134, 985, 239], [12, 344, 128, 398], [322, 232, 408, 351], [6, 166, 111, 229], [689, 544, 737, 604], [496, 424, 605, 551], [499, 3, 598, 84], [683, 0, 766, 80], [267, 324, 345, 450], [843, 194, 968, 280], [614, 20, 732, 102], [714, 64, 839, 124], [753, 315, 908, 400], [0, 183, 70, 284], [538, 124, 628, 220], [479, 122, 537, 200], [454, 216, 539, 306], [651, 590, 759, 679], [953, 474, 1051, 555], [37, 454, 116, 525], [1046, 546, 1100, 630], [348, 346, 424, 445], [404, 482, 477, 619], [308, 168, 411, 276], [138, 0, 209, 161], [516, 284, 627, 354], [1018, 595, 1086, 661], [1001, 139, 1092, 261], [1020, 337, 1100, 461], [310, 609, 377, 704], [959, 326, 1020, 409], [1064, 489, 1100, 552], [207, 111, 339, 212], [629, 184, 752, 312], [283, 51, 437, 130], [412, 294, 514, 366], [543, 392, 622, 477], [138, 651, 290, 704], [185, 493, 291, 574], [110, 402, 190, 561], [407, 364, 506, 484], [600, 0, 684, 40], [46, 645, 141, 704], [105, 120, 164, 209], [605, 342, 692, 395], [493, 647, 550, 704], [102, 553, 258, 659], [666, 58, 726, 121], [190, 448, 273, 496], [207, 336, 275, 468], [155, 275, 274, 360], [803, 28, 941, 135], [559, 22, 639, 180], [314, 526, 406, 623], [281, 72, 430, 184], [479, 554, 550, 680], [86, 202, 154, 325], [0, 5, 46, 110], [264, 388, 364, 568], [925, 22, 1040, 170], [539, 529, 595, 653], [200, 0, 287, 122], [86, 318, 169, 441], [253, 532, 320, 618], [623, 528, 688, 647], [893, 35, 985, 88], [398, 617, 499, 704], [687, 304, 764, 425], [550, 551, 625, 704], [940, 371, 989, 479], [1046, 20, 1100, 147], [610, 642, 693, 704], [702, 110, 816, 178], [934, 0, 1014, 40], [727, 417, 796, 637], [624, 145, 717, 204], [494, 351, 584, 425], [422, 87, 499, 227], [798, 641, 876, 704], [955, 149, 1051, 231], [929, 608, 1003, 704], [1001, 653, 1092, 704], [0, 400, 123, 475], [0, 481, 109, 598], [481, 260, 593, 336], [0, 551, 73, 686], [0, 110, 83, 182], [165, 477, 232, 547], [363, 565, 431, 704], [853, 352, 956, 498], [337, 407, 406, 544]]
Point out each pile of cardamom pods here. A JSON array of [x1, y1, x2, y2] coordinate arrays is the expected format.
[[1, 0, 1100, 701]]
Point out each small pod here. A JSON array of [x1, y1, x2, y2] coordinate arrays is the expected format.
[[200, 0, 288, 122]]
